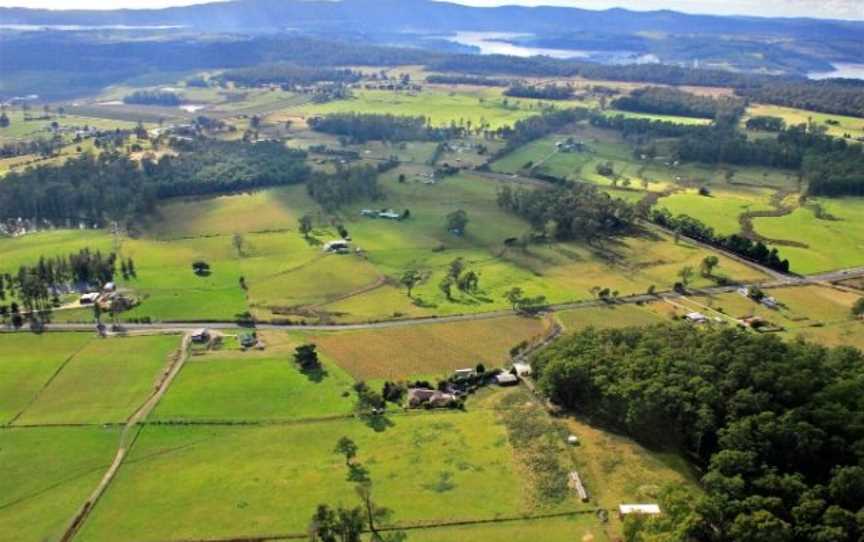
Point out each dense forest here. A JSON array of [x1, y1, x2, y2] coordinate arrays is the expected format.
[[504, 83, 575, 101], [738, 79, 864, 118], [123, 90, 182, 106], [534, 324, 864, 542], [0, 141, 309, 224], [308, 113, 459, 143], [306, 165, 381, 211], [652, 209, 790, 273], [216, 63, 360, 88], [611, 87, 746, 120], [496, 182, 635, 243]]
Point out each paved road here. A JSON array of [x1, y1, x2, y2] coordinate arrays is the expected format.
[[6, 266, 862, 335]]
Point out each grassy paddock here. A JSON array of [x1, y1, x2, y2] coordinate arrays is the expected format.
[[0, 426, 121, 542], [15, 334, 180, 425]]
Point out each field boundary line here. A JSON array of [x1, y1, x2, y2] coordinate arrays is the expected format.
[[5, 337, 93, 426], [157, 508, 606, 542], [60, 332, 192, 542]]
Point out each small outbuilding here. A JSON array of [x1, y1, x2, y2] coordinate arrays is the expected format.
[[568, 471, 589, 502], [323, 240, 349, 253], [685, 312, 708, 323], [453, 368, 475, 380], [103, 282, 116, 293], [619, 504, 661, 518]]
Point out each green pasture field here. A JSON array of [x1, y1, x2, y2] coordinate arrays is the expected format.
[[556, 304, 667, 332], [15, 334, 180, 425], [144, 184, 315, 238], [752, 197, 864, 273], [278, 88, 560, 129], [0, 109, 140, 144], [78, 408, 563, 541], [657, 186, 775, 236], [745, 103, 864, 140], [0, 230, 114, 274], [0, 332, 93, 424], [310, 315, 548, 380], [0, 426, 121, 542], [151, 331, 356, 421], [605, 109, 713, 125]]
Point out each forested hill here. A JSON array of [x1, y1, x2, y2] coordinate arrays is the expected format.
[[2, 0, 863, 38]]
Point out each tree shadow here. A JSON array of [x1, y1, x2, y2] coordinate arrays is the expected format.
[[363, 414, 394, 433], [301, 365, 329, 383]]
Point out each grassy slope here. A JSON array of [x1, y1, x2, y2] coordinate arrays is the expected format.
[[753, 198, 864, 273]]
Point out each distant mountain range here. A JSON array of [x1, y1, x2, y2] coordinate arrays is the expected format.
[[2, 0, 863, 40]]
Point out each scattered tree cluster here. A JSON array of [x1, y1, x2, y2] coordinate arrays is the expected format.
[[308, 113, 459, 143], [497, 183, 636, 243]]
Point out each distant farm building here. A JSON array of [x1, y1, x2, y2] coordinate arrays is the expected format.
[[513, 362, 533, 377], [685, 312, 708, 323]]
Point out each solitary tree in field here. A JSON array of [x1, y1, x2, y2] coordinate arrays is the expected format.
[[678, 265, 694, 286], [700, 256, 719, 277], [192, 260, 211, 276], [504, 287, 525, 311], [335, 437, 358, 466], [232, 233, 245, 257], [294, 344, 320, 370], [298, 215, 313, 238], [0, 113, 9, 128], [400, 269, 422, 299], [445, 209, 468, 235]]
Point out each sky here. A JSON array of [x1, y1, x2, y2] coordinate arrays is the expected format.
[[1, 0, 862, 20]]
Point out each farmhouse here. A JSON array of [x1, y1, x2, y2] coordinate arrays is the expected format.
[[619, 504, 661, 517], [190, 328, 210, 343], [79, 292, 100, 305], [685, 312, 708, 323], [323, 240, 349, 253], [407, 388, 457, 408]]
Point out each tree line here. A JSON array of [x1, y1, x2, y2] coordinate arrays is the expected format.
[[504, 83, 575, 101], [0, 140, 310, 224], [534, 323, 864, 541], [215, 63, 360, 88], [425, 74, 508, 87], [307, 113, 461, 143], [652, 208, 791, 273], [123, 90, 182, 106]]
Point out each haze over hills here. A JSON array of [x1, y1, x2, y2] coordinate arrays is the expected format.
[[2, 0, 863, 37]]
